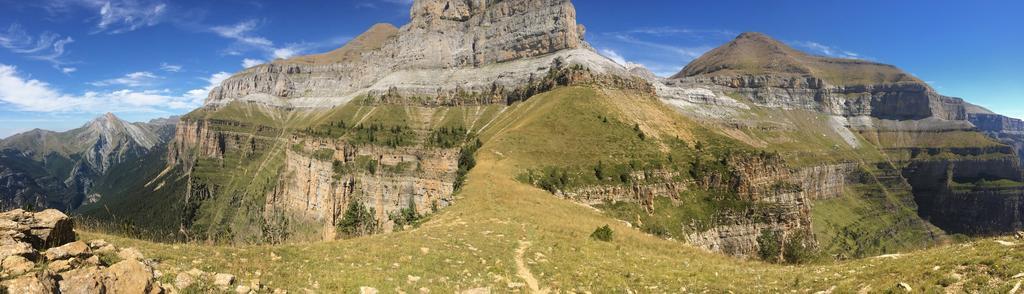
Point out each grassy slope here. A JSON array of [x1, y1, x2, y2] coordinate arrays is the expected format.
[[81, 87, 1024, 292]]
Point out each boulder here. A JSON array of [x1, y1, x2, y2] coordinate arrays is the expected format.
[[214, 273, 236, 288], [27, 209, 76, 249], [47, 257, 81, 273], [174, 271, 196, 289], [59, 266, 107, 294], [2, 254, 35, 275], [45, 240, 91, 261], [118, 247, 146, 261], [1, 270, 58, 294], [360, 286, 379, 294], [0, 209, 75, 250], [236, 285, 252, 293], [104, 259, 155, 294], [0, 235, 36, 260], [86, 239, 110, 249]]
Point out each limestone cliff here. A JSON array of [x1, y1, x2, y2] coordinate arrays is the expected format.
[[205, 0, 625, 109], [654, 32, 1024, 244], [665, 32, 966, 122]]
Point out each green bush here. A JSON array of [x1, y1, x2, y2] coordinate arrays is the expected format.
[[757, 229, 782, 262], [454, 138, 482, 191], [389, 197, 421, 230], [783, 230, 813, 264], [590, 225, 614, 242], [642, 223, 669, 238], [338, 200, 378, 238]]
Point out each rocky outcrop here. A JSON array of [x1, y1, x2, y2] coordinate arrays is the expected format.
[[0, 209, 75, 251], [205, 0, 632, 108], [267, 140, 459, 239], [683, 154, 813, 258], [0, 209, 177, 293]]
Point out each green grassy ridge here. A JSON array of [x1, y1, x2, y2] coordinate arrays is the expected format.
[[77, 87, 1024, 292]]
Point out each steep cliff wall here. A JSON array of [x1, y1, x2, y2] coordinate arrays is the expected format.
[[901, 152, 1024, 234], [268, 139, 458, 239], [205, 0, 630, 109]]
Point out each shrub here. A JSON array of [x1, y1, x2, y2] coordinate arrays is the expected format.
[[454, 138, 482, 191], [642, 223, 669, 238], [591, 225, 614, 242], [338, 200, 378, 238], [757, 229, 782, 262], [783, 230, 813, 264], [389, 197, 421, 230]]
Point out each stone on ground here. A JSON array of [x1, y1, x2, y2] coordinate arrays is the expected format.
[[104, 259, 155, 293]]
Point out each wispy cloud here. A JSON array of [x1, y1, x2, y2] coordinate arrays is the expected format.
[[0, 24, 76, 73], [95, 0, 167, 34], [608, 33, 711, 60], [159, 62, 182, 72], [626, 27, 736, 38], [0, 63, 226, 113], [90, 71, 161, 87], [211, 20, 274, 48], [590, 28, 728, 77], [790, 41, 866, 60], [241, 58, 264, 68], [211, 19, 347, 62], [42, 0, 169, 34]]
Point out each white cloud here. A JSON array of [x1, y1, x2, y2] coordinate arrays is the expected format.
[[610, 34, 710, 60], [61, 67, 77, 74], [599, 48, 628, 66], [791, 41, 865, 60], [241, 58, 265, 68], [0, 24, 75, 70], [211, 20, 274, 48], [90, 71, 160, 87], [211, 20, 349, 61], [273, 48, 297, 59], [0, 63, 227, 113], [159, 62, 182, 72], [94, 0, 168, 34]]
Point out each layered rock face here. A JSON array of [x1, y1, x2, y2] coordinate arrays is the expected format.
[[649, 31, 1024, 254], [968, 108, 1024, 162], [268, 139, 459, 239], [901, 146, 1024, 234], [664, 32, 966, 122], [205, 0, 624, 108], [0, 114, 178, 210]]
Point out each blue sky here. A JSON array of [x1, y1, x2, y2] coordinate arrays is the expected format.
[[0, 0, 1021, 138]]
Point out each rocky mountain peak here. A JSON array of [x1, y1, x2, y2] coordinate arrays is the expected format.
[[204, 0, 623, 109], [675, 31, 924, 88], [674, 32, 811, 79]]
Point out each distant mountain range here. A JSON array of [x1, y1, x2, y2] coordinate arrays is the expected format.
[[0, 113, 177, 210]]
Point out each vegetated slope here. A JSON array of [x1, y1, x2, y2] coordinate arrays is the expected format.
[[81, 86, 1024, 293], [0, 113, 176, 211], [660, 31, 1024, 258]]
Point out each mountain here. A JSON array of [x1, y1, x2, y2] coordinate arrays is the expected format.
[[966, 103, 1024, 162], [4, 0, 1024, 292], [0, 113, 177, 210], [84, 0, 1024, 255], [656, 31, 1024, 256]]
